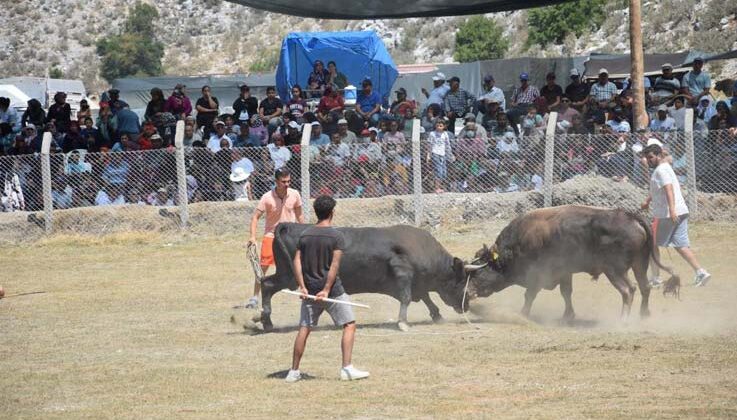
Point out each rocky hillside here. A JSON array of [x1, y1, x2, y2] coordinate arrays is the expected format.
[[1, 0, 735, 93]]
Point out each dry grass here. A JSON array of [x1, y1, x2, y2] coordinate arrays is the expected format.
[[1, 222, 737, 418]]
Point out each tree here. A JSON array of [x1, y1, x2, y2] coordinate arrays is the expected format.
[[96, 1, 164, 82], [527, 0, 608, 47], [454, 16, 509, 63], [49, 66, 63, 79]]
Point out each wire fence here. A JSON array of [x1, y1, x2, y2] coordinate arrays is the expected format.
[[1, 113, 736, 236]]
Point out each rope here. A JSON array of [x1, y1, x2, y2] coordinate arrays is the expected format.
[[247, 242, 264, 282]]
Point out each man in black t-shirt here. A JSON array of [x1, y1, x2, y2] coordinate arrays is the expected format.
[[285, 196, 370, 383], [259, 86, 284, 133]]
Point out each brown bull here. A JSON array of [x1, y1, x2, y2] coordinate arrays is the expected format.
[[470, 205, 679, 321]]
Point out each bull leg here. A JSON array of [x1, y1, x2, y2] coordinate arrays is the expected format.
[[521, 287, 540, 318], [605, 271, 636, 320], [559, 275, 575, 323], [632, 258, 651, 318], [421, 293, 443, 323], [390, 257, 415, 332], [259, 275, 278, 332]]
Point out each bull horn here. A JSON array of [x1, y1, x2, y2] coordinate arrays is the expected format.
[[464, 263, 488, 271]]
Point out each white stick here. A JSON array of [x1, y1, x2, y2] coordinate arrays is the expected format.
[[281, 289, 370, 309]]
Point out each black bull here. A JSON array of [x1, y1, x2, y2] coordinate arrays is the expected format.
[[469, 205, 680, 320], [257, 223, 483, 331]]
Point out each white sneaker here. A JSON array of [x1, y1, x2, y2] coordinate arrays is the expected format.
[[694, 270, 712, 287], [649, 277, 663, 288], [285, 369, 302, 383], [245, 297, 259, 309], [340, 365, 369, 381]]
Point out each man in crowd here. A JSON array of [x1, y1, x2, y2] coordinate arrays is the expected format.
[[259, 86, 284, 132], [310, 121, 330, 146], [652, 63, 681, 103], [540, 72, 563, 111], [443, 76, 476, 131], [355, 79, 382, 127], [233, 84, 259, 124], [207, 120, 232, 152], [565, 68, 590, 112], [510, 73, 540, 131], [116, 105, 141, 144], [336, 119, 357, 145], [247, 168, 305, 309], [233, 123, 262, 148], [682, 57, 712, 106], [422, 72, 450, 109], [589, 68, 617, 104], [641, 144, 711, 287], [285, 195, 369, 383], [107, 89, 129, 114], [556, 95, 580, 124], [650, 104, 676, 132], [478, 74, 506, 113]]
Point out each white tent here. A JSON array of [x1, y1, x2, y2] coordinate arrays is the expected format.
[[0, 84, 32, 111]]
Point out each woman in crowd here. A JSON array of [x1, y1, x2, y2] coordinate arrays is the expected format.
[[195, 85, 219, 137], [46, 92, 72, 133], [316, 86, 345, 135], [145, 88, 167, 121], [22, 99, 46, 130], [307, 60, 329, 98], [286, 85, 308, 123], [327, 61, 348, 90], [76, 99, 92, 124], [164, 84, 192, 121], [232, 84, 259, 125]]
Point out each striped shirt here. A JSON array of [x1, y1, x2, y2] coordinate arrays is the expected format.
[[511, 85, 540, 105], [590, 81, 618, 102], [443, 89, 476, 115]]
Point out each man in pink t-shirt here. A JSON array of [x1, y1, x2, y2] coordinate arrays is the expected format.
[[246, 168, 304, 308]]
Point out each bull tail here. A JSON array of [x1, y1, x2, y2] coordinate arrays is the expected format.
[[630, 212, 681, 298]]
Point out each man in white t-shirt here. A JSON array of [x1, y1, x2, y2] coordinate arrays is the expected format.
[[641, 144, 711, 287]]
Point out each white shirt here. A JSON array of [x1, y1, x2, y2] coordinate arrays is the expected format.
[[267, 143, 292, 169], [497, 139, 519, 154], [428, 130, 450, 156], [95, 191, 125, 206], [324, 142, 351, 167], [650, 162, 689, 218], [531, 174, 543, 192], [480, 86, 506, 111], [207, 134, 232, 152], [231, 157, 254, 175], [650, 117, 676, 132], [606, 119, 631, 133]]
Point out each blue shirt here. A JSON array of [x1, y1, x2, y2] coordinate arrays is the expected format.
[[116, 109, 141, 134], [428, 84, 450, 105], [310, 133, 330, 147], [357, 90, 382, 113], [683, 70, 711, 97]]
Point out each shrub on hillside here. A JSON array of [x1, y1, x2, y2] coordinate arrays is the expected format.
[[454, 16, 509, 62]]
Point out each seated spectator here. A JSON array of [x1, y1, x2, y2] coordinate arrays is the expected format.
[[164, 84, 193, 120], [327, 61, 348, 90], [427, 119, 452, 193], [183, 123, 202, 147], [457, 121, 487, 159], [150, 133, 166, 150], [564, 68, 590, 112], [259, 86, 284, 131], [102, 153, 129, 186], [196, 85, 220, 137], [95, 183, 126, 206], [481, 99, 502, 133], [650, 105, 676, 132], [145, 88, 167, 122], [224, 114, 240, 142], [207, 120, 232, 152], [668, 96, 688, 131], [521, 105, 544, 136], [233, 123, 261, 147], [150, 187, 174, 206], [267, 132, 291, 170], [336, 119, 357, 145], [605, 108, 631, 134], [248, 115, 269, 145], [497, 132, 520, 156], [390, 88, 416, 119], [589, 69, 617, 104], [556, 96, 580, 124], [51, 172, 72, 209], [682, 57, 711, 105], [492, 112, 515, 137], [229, 167, 253, 201], [232, 84, 258, 124], [561, 136, 594, 179], [462, 113, 487, 139], [495, 171, 520, 193], [568, 114, 588, 134], [421, 103, 442, 134], [22, 99, 46, 130], [231, 150, 255, 175], [0, 122, 16, 153], [652, 63, 681, 102], [324, 132, 352, 167], [6, 135, 33, 156], [382, 119, 405, 147], [696, 96, 717, 123], [509, 73, 540, 130], [443, 76, 476, 130], [286, 85, 308, 122], [316, 86, 345, 135], [478, 74, 506, 113], [596, 134, 630, 180], [62, 121, 85, 152], [356, 79, 382, 127], [284, 120, 302, 146], [307, 60, 330, 98], [107, 89, 129, 114], [126, 188, 147, 205], [540, 72, 563, 112], [708, 101, 737, 131], [80, 117, 101, 145], [138, 121, 158, 150], [309, 121, 330, 147], [45, 92, 71, 133]]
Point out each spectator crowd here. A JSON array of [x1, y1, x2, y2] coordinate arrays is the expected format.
[[1, 57, 737, 212]]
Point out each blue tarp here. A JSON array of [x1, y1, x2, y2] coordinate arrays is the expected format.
[[275, 31, 398, 102]]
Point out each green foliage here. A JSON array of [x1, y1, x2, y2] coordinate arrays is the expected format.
[[454, 16, 509, 63], [49, 66, 63, 79], [249, 49, 279, 72], [527, 0, 608, 47], [96, 1, 164, 82]]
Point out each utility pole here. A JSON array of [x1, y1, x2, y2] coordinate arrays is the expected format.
[[630, 0, 648, 130]]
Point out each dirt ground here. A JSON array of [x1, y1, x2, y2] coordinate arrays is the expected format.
[[1, 221, 736, 419]]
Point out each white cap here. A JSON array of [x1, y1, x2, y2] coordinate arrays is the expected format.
[[337, 118, 348, 124], [647, 138, 663, 147], [569, 68, 580, 76], [436, 72, 446, 80], [310, 121, 321, 126], [368, 127, 379, 133], [229, 167, 251, 182], [657, 104, 668, 111], [598, 68, 609, 75], [287, 121, 300, 129]]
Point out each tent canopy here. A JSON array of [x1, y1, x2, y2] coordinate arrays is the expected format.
[[275, 31, 398, 102], [225, 0, 574, 19], [583, 52, 708, 79]]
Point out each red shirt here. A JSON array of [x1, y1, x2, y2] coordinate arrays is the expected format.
[[318, 95, 345, 114]]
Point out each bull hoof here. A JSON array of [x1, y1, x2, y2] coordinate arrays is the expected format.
[[262, 322, 274, 332], [562, 311, 576, 324], [397, 321, 410, 332], [251, 313, 263, 323], [431, 313, 444, 323], [640, 308, 651, 319]]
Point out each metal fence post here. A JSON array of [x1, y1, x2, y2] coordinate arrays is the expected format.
[[684, 108, 697, 216], [300, 123, 312, 222], [174, 120, 189, 228], [543, 112, 558, 208], [40, 132, 53, 234], [411, 118, 423, 227]]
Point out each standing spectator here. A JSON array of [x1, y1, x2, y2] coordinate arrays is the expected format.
[[650, 105, 676, 132], [207, 121, 232, 152], [21, 99, 45, 130], [286, 85, 308, 122], [668, 96, 688, 131], [355, 79, 382, 127], [589, 69, 617, 104], [76, 99, 92, 123], [116, 105, 141, 144], [421, 72, 450, 108], [96, 103, 118, 147], [478, 74, 506, 113], [653, 63, 681, 102], [510, 73, 540, 130], [145, 88, 167, 121], [46, 92, 72, 133], [327, 61, 348, 90], [164, 84, 193, 120], [682, 57, 711, 105], [259, 86, 284, 132], [565, 68, 590, 112], [443, 76, 476, 131], [107, 89, 129, 114], [307, 60, 330, 98], [540, 72, 563, 111], [427, 120, 452, 193], [232, 84, 259, 125], [196, 86, 220, 137]]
